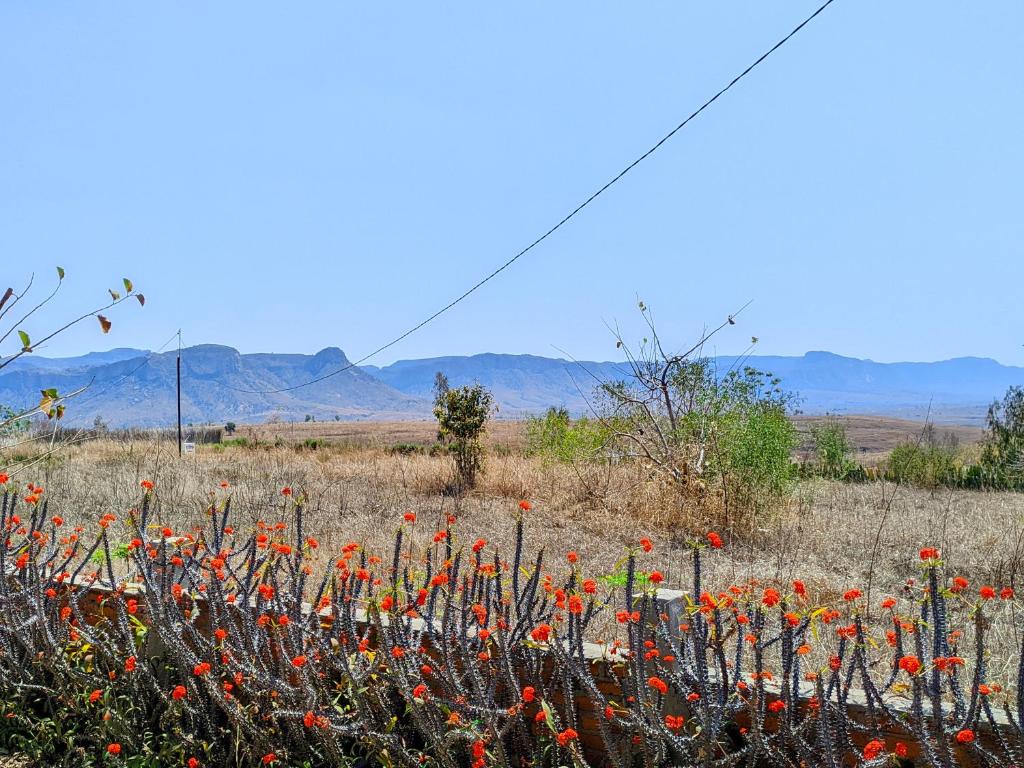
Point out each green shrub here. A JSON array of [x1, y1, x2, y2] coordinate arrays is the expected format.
[[886, 434, 959, 488], [810, 417, 855, 479], [389, 442, 425, 456], [525, 407, 609, 465]]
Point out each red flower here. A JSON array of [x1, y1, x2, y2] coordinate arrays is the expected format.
[[262, 755, 276, 765], [472, 538, 487, 553], [303, 711, 315, 728], [898, 655, 921, 675], [107, 744, 121, 755], [566, 551, 578, 564], [1001, 587, 1015, 600], [920, 547, 940, 561], [556, 728, 578, 747], [281, 487, 292, 496], [762, 588, 781, 608], [188, 758, 200, 768], [792, 580, 807, 598], [648, 571, 664, 585], [951, 576, 969, 593], [530, 624, 552, 643], [522, 686, 535, 703], [881, 597, 897, 609], [171, 685, 187, 700], [412, 683, 428, 699], [518, 500, 532, 512], [568, 595, 584, 614], [125, 656, 137, 672], [707, 531, 723, 549], [843, 589, 862, 601], [292, 655, 307, 668], [665, 714, 685, 731], [0, 473, 7, 484], [767, 700, 785, 713], [583, 579, 597, 594], [89, 689, 102, 703], [955, 729, 975, 744], [140, 480, 154, 491], [647, 676, 668, 695], [980, 585, 996, 600], [863, 739, 885, 760], [639, 537, 653, 553]]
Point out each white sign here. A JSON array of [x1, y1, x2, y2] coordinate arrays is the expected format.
[[182, 442, 196, 454]]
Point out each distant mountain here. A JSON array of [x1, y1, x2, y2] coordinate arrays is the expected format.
[[0, 346, 427, 427], [366, 351, 1024, 426], [363, 354, 630, 417], [1, 347, 1021, 427]]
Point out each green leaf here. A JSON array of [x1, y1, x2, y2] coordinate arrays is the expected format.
[[56, 266, 65, 280], [123, 277, 133, 293], [18, 330, 31, 351]]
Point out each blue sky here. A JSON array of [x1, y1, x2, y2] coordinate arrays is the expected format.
[[2, 2, 1021, 366]]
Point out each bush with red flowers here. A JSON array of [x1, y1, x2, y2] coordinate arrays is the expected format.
[[0, 486, 1020, 767]]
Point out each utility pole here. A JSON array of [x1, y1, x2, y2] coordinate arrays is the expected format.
[[176, 330, 182, 457]]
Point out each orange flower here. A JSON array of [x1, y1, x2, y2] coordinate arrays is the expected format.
[[107, 744, 121, 755], [647, 676, 668, 695], [556, 728, 578, 747], [842, 589, 862, 601], [898, 655, 921, 675], [566, 551, 578, 564], [881, 597, 897, 609], [863, 739, 885, 760], [89, 689, 102, 703], [292, 655, 307, 668], [530, 624, 552, 643], [140, 480, 154, 491], [665, 714, 685, 731]]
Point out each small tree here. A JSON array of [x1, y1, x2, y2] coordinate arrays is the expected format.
[[981, 385, 1024, 478], [810, 416, 854, 479], [433, 377, 493, 492], [224, 421, 237, 435]]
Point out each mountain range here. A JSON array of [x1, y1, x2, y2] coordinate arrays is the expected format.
[[1, 346, 1021, 428]]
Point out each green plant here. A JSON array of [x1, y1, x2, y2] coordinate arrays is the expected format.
[[981, 385, 1024, 479], [886, 426, 960, 488], [525, 407, 609, 465], [810, 416, 855, 479], [433, 375, 493, 492]]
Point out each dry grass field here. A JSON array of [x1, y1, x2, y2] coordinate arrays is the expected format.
[[235, 414, 985, 464]]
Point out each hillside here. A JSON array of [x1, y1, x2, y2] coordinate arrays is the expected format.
[[2, 346, 1021, 427], [0, 346, 427, 427]]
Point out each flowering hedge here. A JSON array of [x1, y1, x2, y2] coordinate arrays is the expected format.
[[1, 478, 1022, 767]]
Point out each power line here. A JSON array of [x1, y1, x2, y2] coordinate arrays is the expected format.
[[220, 0, 838, 395]]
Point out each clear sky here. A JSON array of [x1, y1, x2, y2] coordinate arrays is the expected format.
[[2, 2, 1022, 367]]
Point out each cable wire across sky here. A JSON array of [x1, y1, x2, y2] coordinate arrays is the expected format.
[[219, 0, 839, 395]]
